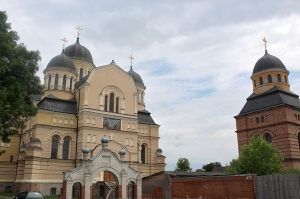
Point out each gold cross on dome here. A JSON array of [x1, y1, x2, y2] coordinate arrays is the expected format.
[[129, 55, 134, 66], [262, 37, 267, 51], [75, 25, 82, 38], [60, 37, 68, 49]]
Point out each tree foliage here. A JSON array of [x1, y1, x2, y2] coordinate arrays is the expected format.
[[202, 162, 222, 172], [0, 11, 43, 154], [175, 158, 192, 172], [226, 136, 284, 175]]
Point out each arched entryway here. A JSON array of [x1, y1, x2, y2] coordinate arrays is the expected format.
[[128, 181, 135, 199], [72, 182, 82, 199], [92, 171, 119, 199]]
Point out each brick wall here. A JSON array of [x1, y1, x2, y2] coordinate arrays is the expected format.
[[171, 175, 255, 199]]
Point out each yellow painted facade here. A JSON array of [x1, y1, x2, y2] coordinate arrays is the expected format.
[[0, 37, 166, 195]]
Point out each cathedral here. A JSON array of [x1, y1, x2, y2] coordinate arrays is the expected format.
[[0, 29, 166, 196], [235, 40, 300, 169]]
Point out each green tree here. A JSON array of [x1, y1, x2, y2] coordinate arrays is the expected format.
[[226, 136, 284, 175], [202, 162, 222, 172], [0, 11, 43, 154], [175, 158, 192, 172]]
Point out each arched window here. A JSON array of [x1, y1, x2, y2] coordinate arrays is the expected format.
[[48, 74, 51, 90], [62, 137, 70, 159], [256, 117, 260, 124], [264, 133, 272, 143], [141, 144, 146, 163], [62, 75, 66, 91], [268, 75, 272, 83], [259, 77, 263, 85], [261, 116, 265, 123], [254, 80, 256, 87], [54, 74, 58, 90], [277, 74, 281, 82], [51, 136, 59, 159], [109, 93, 115, 112], [116, 97, 119, 113], [69, 77, 73, 92], [285, 75, 288, 83], [104, 95, 108, 111], [80, 68, 83, 80]]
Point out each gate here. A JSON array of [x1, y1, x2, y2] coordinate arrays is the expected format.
[[93, 181, 118, 199]]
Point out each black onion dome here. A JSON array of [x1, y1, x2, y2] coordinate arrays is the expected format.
[[156, 148, 162, 152], [119, 148, 126, 156], [64, 38, 94, 63], [101, 135, 109, 144], [253, 51, 288, 75], [45, 51, 77, 73], [127, 66, 145, 87]]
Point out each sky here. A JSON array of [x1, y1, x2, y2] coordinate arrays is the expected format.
[[2, 0, 300, 171]]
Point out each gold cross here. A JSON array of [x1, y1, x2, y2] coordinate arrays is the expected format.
[[60, 37, 68, 49], [129, 55, 134, 66], [75, 25, 82, 38], [262, 37, 267, 51]]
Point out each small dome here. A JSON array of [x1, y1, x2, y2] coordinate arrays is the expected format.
[[101, 135, 109, 144], [64, 38, 94, 64], [119, 148, 126, 155], [82, 146, 90, 154], [31, 138, 41, 143], [45, 51, 77, 73], [253, 51, 287, 75], [127, 66, 145, 87], [156, 148, 162, 152]]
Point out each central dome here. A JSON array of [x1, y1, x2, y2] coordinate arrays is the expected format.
[[252, 51, 287, 75], [64, 38, 94, 64]]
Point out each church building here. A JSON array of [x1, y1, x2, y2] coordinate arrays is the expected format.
[[235, 40, 300, 169], [0, 29, 166, 196]]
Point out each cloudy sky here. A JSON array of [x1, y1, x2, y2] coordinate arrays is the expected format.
[[3, 0, 300, 171]]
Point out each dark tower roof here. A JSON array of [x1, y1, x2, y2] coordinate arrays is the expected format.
[[44, 51, 77, 73], [64, 38, 94, 64], [252, 51, 288, 75], [127, 66, 145, 87]]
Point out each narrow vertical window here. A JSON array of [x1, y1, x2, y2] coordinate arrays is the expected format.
[[88, 70, 90, 75], [116, 97, 119, 113], [104, 95, 108, 111], [141, 145, 146, 163], [277, 74, 281, 82], [285, 75, 288, 83], [62, 75, 66, 91], [261, 116, 265, 123], [268, 75, 272, 83], [253, 80, 256, 87], [109, 93, 115, 112], [54, 74, 58, 90], [80, 68, 83, 79], [259, 77, 263, 85], [48, 74, 51, 90], [62, 137, 70, 160], [69, 77, 73, 92], [256, 117, 260, 124], [10, 155, 13, 162], [51, 136, 59, 159]]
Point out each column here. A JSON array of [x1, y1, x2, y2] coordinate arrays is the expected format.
[[85, 175, 91, 199], [59, 74, 63, 90], [66, 76, 70, 91], [137, 177, 142, 199], [66, 182, 73, 199], [50, 74, 55, 89], [138, 146, 142, 163], [121, 173, 127, 199], [58, 140, 64, 159]]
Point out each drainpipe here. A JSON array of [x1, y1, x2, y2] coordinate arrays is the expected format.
[[74, 87, 80, 168]]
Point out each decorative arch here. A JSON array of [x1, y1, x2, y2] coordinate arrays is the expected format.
[[100, 85, 125, 113], [91, 166, 121, 184]]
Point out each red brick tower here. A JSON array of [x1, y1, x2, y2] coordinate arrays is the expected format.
[[235, 45, 300, 169]]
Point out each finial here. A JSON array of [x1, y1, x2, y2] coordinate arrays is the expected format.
[[60, 37, 68, 50], [262, 37, 267, 52], [129, 55, 134, 67], [75, 25, 82, 39]]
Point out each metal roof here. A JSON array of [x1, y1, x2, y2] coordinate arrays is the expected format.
[[239, 86, 300, 115], [64, 38, 94, 64], [44, 51, 77, 74], [37, 95, 77, 114], [252, 51, 287, 75], [137, 109, 157, 125], [75, 73, 90, 88], [127, 66, 145, 87]]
